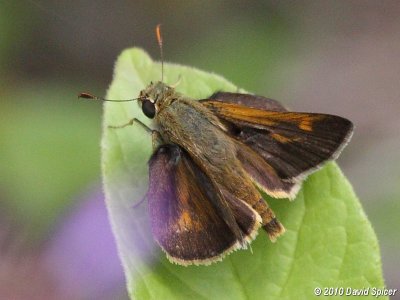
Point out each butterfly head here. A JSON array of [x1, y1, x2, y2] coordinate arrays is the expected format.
[[138, 81, 176, 119]]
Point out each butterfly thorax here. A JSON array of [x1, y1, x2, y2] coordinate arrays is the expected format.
[[155, 94, 239, 174]]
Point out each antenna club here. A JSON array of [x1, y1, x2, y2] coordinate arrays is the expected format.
[[78, 92, 96, 100], [156, 24, 163, 45], [155, 24, 164, 82]]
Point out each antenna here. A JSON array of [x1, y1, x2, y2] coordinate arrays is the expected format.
[[78, 92, 139, 102], [156, 24, 164, 82]]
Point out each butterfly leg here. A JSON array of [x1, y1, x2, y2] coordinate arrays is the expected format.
[[107, 117, 165, 150], [132, 193, 147, 209], [151, 130, 165, 150], [108, 118, 152, 132]]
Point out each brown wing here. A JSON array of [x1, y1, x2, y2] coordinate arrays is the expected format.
[[147, 144, 261, 265], [201, 97, 353, 199], [208, 92, 287, 112]]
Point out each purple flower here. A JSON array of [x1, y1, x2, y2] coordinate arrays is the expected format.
[[44, 187, 128, 300]]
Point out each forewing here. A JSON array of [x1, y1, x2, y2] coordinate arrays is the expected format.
[[147, 144, 261, 265], [202, 99, 353, 198], [207, 92, 287, 112]]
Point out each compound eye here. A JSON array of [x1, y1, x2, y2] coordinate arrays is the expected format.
[[142, 100, 156, 119]]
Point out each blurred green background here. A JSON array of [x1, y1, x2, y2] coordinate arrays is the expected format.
[[1, 1, 399, 298]]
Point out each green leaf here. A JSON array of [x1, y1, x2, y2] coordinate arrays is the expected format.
[[102, 48, 385, 300]]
